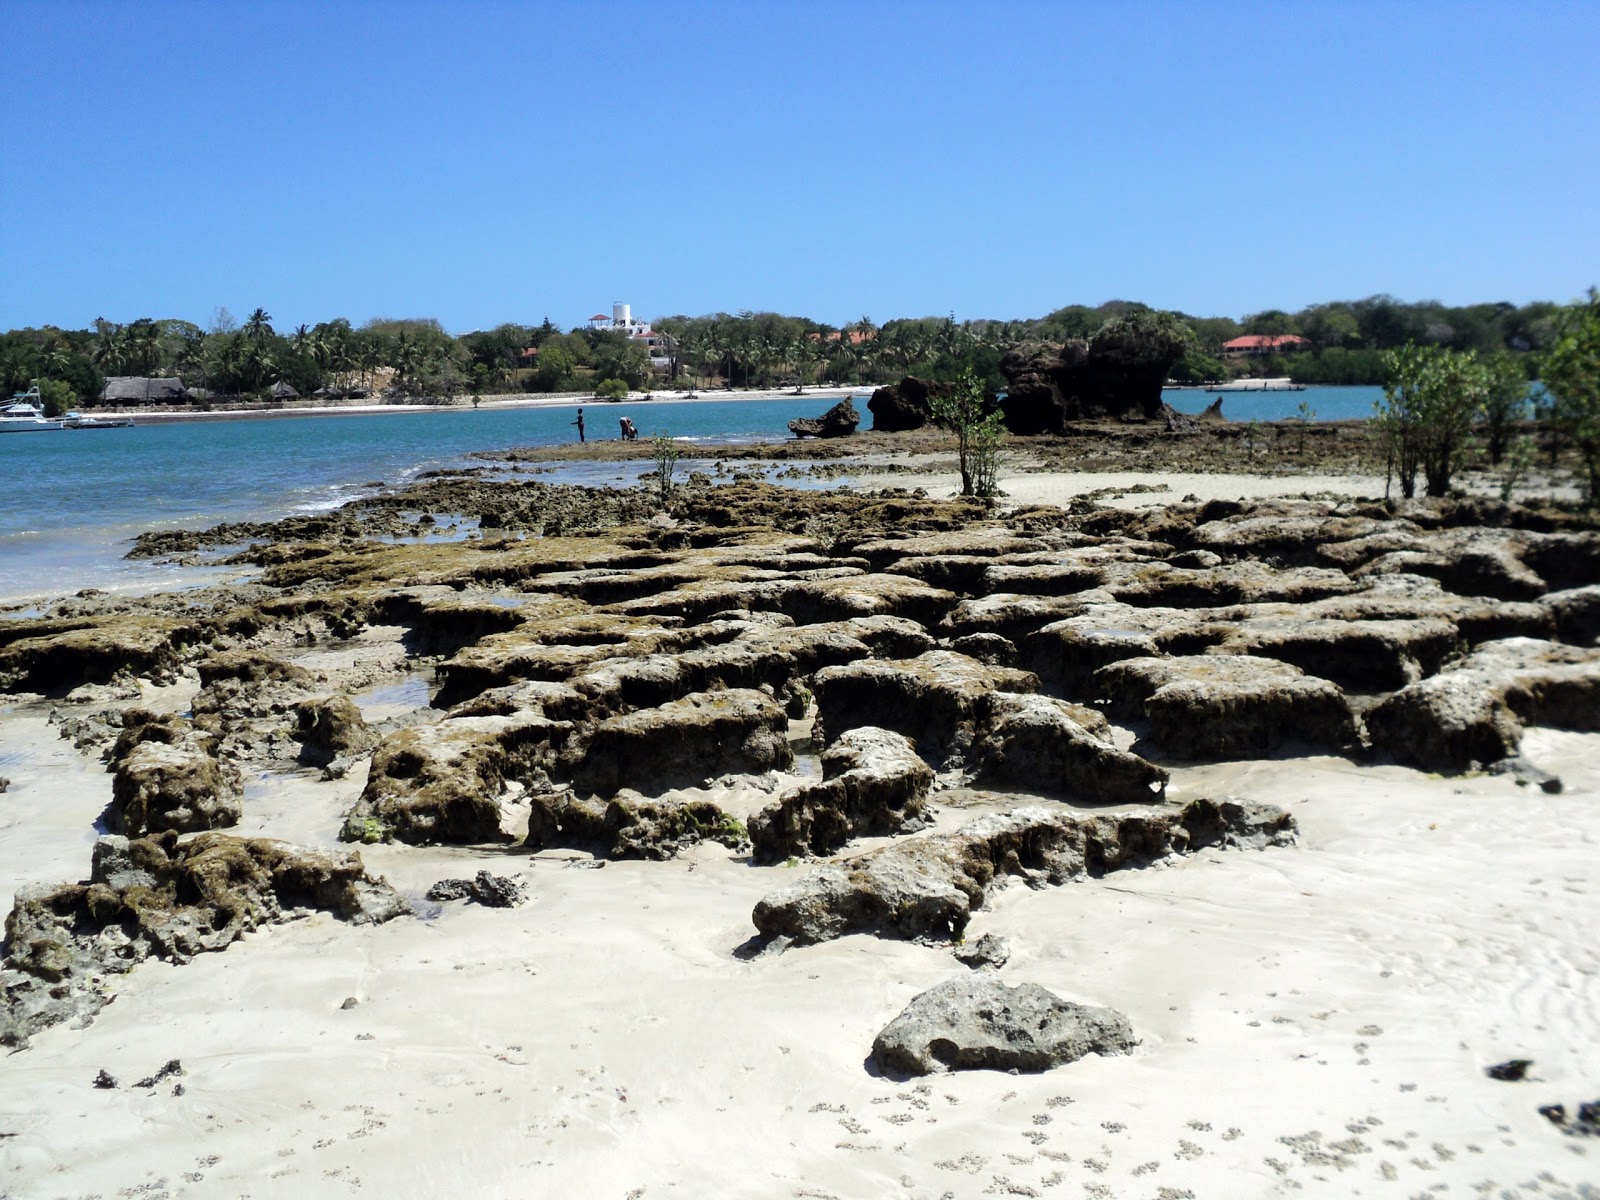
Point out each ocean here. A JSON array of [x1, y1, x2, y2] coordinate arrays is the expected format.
[[0, 387, 1385, 604]]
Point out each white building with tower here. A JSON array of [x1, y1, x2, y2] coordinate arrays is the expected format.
[[587, 302, 673, 373]]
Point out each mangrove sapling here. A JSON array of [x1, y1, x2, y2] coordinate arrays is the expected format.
[[1481, 352, 1530, 466], [1499, 436, 1537, 503], [1377, 343, 1489, 498], [930, 367, 1005, 498], [650, 434, 681, 503], [1294, 400, 1316, 453]]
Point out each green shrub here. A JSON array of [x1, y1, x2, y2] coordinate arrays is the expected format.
[[595, 377, 629, 400]]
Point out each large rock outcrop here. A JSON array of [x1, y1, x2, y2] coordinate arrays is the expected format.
[[998, 313, 1190, 433], [748, 727, 934, 863], [1, 833, 407, 1047], [1366, 638, 1600, 771], [787, 397, 860, 439], [867, 376, 943, 432], [750, 798, 1294, 946], [871, 977, 1137, 1077]]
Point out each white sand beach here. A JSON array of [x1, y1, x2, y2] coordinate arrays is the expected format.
[[2, 705, 1595, 1198]]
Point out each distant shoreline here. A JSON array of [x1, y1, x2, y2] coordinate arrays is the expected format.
[[86, 385, 871, 426]]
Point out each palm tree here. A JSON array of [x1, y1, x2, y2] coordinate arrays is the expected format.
[[244, 308, 273, 344]]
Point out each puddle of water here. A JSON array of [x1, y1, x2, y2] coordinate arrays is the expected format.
[[354, 675, 432, 721]]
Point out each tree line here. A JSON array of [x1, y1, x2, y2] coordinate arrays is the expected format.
[[0, 291, 1586, 414]]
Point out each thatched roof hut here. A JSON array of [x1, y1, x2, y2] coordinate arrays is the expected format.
[[100, 376, 187, 405], [270, 380, 300, 400]]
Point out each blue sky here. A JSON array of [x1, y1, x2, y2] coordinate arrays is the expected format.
[[2, 0, 1596, 333]]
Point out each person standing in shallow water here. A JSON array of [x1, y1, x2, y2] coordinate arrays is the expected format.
[[572, 408, 585, 443]]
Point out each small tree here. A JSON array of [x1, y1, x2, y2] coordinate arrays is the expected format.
[[595, 377, 629, 400], [1540, 287, 1600, 505], [1377, 343, 1487, 498], [929, 368, 1004, 497], [650, 434, 680, 504], [1480, 352, 1529, 466]]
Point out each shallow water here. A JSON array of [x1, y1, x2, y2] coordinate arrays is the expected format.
[[0, 388, 1385, 604]]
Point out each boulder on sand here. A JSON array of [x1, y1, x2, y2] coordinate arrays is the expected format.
[[871, 976, 1136, 1077], [342, 712, 574, 845], [748, 726, 934, 863], [788, 397, 860, 439]]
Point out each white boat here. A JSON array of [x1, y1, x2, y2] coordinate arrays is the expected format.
[[62, 410, 134, 429], [0, 388, 63, 432]]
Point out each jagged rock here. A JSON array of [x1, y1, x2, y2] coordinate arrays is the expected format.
[[871, 977, 1136, 1076], [749, 798, 1294, 946], [425, 870, 527, 907], [748, 727, 935, 863], [788, 397, 860, 439], [343, 711, 575, 845], [975, 692, 1168, 803], [813, 650, 1038, 761], [134, 1059, 185, 1088], [525, 790, 746, 860], [567, 688, 792, 796], [294, 695, 376, 766], [1366, 638, 1600, 771], [1, 832, 407, 1047], [1092, 655, 1358, 759], [107, 717, 241, 835], [953, 932, 1010, 970], [867, 376, 941, 432]]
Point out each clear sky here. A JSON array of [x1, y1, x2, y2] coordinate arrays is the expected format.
[[2, 0, 1596, 334]]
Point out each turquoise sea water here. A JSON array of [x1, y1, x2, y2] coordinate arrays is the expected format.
[[0, 387, 1383, 604]]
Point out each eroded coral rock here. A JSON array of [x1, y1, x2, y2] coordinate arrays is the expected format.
[[813, 650, 1037, 761], [1366, 638, 1600, 771], [107, 715, 241, 835], [750, 798, 1294, 946], [567, 688, 792, 796], [871, 976, 1136, 1077], [748, 727, 934, 863], [975, 692, 1168, 803], [1092, 655, 1358, 759], [1, 832, 407, 1047], [525, 790, 747, 860], [343, 712, 574, 844]]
